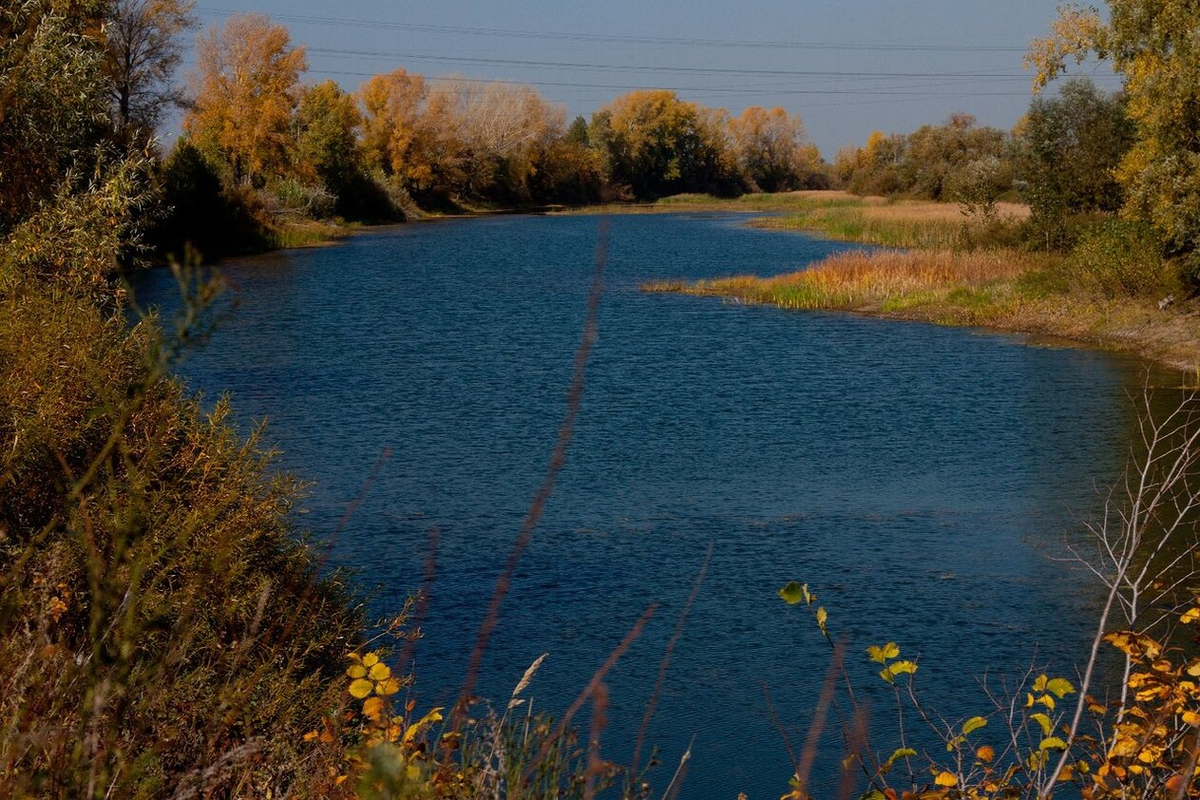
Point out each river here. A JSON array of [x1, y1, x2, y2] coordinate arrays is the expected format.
[[130, 212, 1175, 798]]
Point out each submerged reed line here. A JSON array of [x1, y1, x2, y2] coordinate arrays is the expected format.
[[631, 541, 713, 778]]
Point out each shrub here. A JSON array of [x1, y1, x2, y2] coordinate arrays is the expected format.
[[1064, 219, 1167, 298], [268, 176, 337, 219], [149, 141, 272, 262]]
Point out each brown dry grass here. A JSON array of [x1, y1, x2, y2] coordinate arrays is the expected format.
[[646, 249, 1034, 309]]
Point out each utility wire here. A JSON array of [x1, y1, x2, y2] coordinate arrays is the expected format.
[[194, 6, 1031, 53]]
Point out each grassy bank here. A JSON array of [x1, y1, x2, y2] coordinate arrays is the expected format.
[[637, 192, 1200, 371], [565, 190, 1028, 247]]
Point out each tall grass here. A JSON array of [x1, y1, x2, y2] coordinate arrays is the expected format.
[[749, 193, 1028, 249], [645, 249, 1034, 312]]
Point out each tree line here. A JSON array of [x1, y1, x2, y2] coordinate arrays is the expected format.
[[158, 13, 832, 260], [5, 2, 1200, 282]]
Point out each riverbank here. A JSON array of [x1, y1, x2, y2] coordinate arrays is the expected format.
[[632, 192, 1200, 373]]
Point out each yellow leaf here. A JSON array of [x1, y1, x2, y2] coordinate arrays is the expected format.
[[885, 747, 917, 768], [303, 730, 319, 741], [934, 771, 958, 787], [1181, 607, 1200, 624], [1182, 711, 1200, 726], [1030, 713, 1053, 737], [778, 581, 803, 605], [363, 697, 385, 720], [963, 716, 988, 735], [1040, 736, 1067, 751], [816, 606, 828, 633], [976, 745, 995, 763], [362, 652, 380, 667], [376, 677, 401, 696], [1033, 674, 1048, 693], [369, 662, 391, 681], [346, 664, 367, 679], [403, 707, 444, 744], [1038, 694, 1056, 711], [1104, 631, 1162, 660], [349, 678, 373, 699], [335, 774, 349, 786], [1045, 678, 1075, 699], [778, 581, 804, 605]]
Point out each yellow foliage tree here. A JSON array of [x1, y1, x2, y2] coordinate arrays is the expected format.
[[184, 14, 306, 185], [729, 106, 813, 192], [1027, 1, 1200, 260], [357, 68, 467, 197], [596, 90, 740, 198]]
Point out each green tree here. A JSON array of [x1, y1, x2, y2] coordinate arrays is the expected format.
[[595, 90, 741, 199], [295, 80, 363, 199], [566, 114, 589, 146], [1015, 77, 1134, 249], [900, 114, 1011, 201]]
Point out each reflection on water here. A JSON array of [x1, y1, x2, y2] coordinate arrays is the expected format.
[[131, 213, 1189, 797]]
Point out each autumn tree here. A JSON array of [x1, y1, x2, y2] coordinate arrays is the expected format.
[[593, 90, 741, 199], [730, 106, 812, 192], [102, 0, 195, 138], [1028, 1, 1200, 266], [358, 68, 463, 201], [184, 14, 306, 186], [415, 79, 557, 202], [835, 130, 905, 195]]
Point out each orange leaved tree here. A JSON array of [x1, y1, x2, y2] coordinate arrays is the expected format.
[[184, 14, 306, 186]]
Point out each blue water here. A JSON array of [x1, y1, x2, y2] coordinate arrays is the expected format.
[[131, 213, 1166, 798]]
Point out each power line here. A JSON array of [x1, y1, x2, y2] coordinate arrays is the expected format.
[[295, 64, 1105, 100], [302, 45, 1036, 81], [194, 6, 1031, 54]]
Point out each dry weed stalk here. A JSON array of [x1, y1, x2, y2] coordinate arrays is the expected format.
[[454, 219, 609, 727], [1043, 385, 1200, 797]]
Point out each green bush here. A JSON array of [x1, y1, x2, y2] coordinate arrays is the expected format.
[[268, 176, 337, 218], [1064, 219, 1167, 298]]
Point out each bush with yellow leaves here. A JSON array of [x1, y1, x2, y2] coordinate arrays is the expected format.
[[776, 582, 1200, 800]]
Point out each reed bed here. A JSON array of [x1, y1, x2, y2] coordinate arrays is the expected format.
[[645, 249, 1034, 312], [751, 199, 1027, 249]]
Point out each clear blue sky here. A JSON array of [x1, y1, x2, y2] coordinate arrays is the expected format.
[[185, 0, 1117, 157]]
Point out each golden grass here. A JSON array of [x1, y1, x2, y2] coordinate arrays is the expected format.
[[558, 190, 1029, 249], [645, 249, 1034, 311]]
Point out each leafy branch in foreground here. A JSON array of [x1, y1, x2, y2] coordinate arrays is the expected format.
[[773, 390, 1200, 800]]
